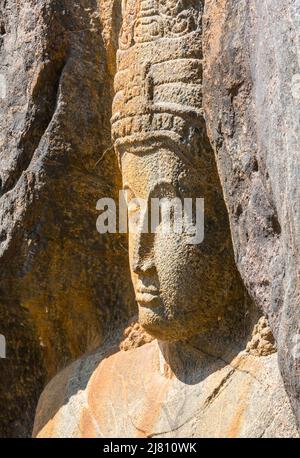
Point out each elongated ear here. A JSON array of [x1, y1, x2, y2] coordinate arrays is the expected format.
[[203, 0, 300, 426]]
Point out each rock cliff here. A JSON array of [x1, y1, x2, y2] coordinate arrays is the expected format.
[[0, 0, 135, 437], [203, 0, 300, 425], [0, 0, 299, 438]]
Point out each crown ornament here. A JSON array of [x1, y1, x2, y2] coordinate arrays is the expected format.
[[112, 0, 204, 156]]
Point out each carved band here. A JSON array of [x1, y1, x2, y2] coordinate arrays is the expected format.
[[112, 0, 204, 155]]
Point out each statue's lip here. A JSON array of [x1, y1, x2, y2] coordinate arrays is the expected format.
[[136, 292, 160, 304], [136, 285, 160, 294]]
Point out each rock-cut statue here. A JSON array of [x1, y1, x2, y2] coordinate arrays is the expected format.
[[33, 0, 299, 438]]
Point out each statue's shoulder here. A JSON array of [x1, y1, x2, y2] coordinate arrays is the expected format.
[[32, 343, 119, 438], [33, 338, 158, 438]]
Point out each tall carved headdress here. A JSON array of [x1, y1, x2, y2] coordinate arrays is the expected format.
[[112, 0, 204, 157]]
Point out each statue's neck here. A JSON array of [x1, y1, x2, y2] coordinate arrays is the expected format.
[[156, 320, 255, 381]]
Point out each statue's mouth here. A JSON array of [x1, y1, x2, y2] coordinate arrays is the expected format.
[[136, 285, 161, 305], [136, 292, 160, 305]]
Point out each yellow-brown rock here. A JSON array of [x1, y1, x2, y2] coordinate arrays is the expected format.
[[33, 0, 299, 438], [33, 337, 298, 438], [0, 0, 135, 437]]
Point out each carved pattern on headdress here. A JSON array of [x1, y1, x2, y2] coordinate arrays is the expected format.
[[120, 0, 202, 49], [112, 0, 204, 156]]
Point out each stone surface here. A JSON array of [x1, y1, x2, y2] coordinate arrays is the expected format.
[[33, 0, 299, 439], [0, 0, 135, 437], [203, 0, 300, 425], [33, 337, 298, 438], [119, 317, 154, 352], [246, 316, 277, 357], [2, 0, 300, 438], [112, 0, 250, 344]]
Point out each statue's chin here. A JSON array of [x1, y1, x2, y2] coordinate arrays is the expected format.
[[138, 304, 196, 342]]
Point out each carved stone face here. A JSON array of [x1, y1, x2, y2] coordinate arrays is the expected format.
[[115, 0, 244, 342], [121, 147, 240, 341]]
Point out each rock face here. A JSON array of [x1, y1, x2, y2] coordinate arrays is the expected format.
[[111, 0, 250, 344], [1, 0, 300, 439], [0, 0, 135, 437], [203, 0, 300, 425], [33, 339, 298, 438], [33, 0, 299, 439]]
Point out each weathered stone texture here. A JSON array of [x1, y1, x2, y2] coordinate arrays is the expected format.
[[33, 339, 298, 438], [33, 0, 299, 439], [203, 0, 300, 425], [1, 0, 300, 438], [0, 0, 134, 437], [112, 0, 251, 344]]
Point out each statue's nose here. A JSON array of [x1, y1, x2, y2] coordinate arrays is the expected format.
[[131, 231, 156, 275]]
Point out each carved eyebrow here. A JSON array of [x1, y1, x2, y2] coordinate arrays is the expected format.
[[122, 183, 136, 202], [123, 181, 182, 202], [148, 181, 179, 198]]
